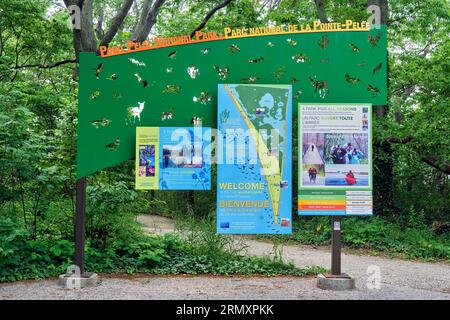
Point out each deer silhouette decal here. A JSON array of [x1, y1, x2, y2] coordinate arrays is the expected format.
[[127, 101, 145, 124]]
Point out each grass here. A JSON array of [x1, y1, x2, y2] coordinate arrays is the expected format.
[[171, 210, 326, 274], [169, 204, 450, 262], [256, 216, 450, 262], [0, 223, 325, 283]]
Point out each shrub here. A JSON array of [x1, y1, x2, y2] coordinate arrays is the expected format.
[[86, 181, 142, 249], [0, 233, 324, 282], [256, 215, 450, 261]]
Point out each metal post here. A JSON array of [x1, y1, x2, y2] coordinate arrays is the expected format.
[[74, 177, 86, 276], [317, 216, 354, 289], [331, 216, 342, 276]]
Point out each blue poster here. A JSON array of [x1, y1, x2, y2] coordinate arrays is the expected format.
[[136, 127, 211, 190], [216, 84, 292, 234]]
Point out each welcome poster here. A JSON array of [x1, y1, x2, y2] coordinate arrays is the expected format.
[[298, 103, 373, 216], [217, 84, 292, 234], [136, 127, 211, 190]]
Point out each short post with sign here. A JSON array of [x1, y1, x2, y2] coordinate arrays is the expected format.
[[316, 216, 356, 290], [331, 216, 342, 276]]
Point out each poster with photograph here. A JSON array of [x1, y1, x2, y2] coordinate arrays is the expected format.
[[135, 127, 211, 190], [298, 104, 373, 216], [217, 84, 292, 234], [138, 144, 156, 177]]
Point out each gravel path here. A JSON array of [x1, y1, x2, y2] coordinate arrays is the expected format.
[[1, 215, 449, 300], [1, 275, 449, 300]]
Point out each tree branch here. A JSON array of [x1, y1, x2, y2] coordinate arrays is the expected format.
[[133, 0, 166, 42], [190, 0, 233, 39], [421, 157, 450, 175], [387, 135, 414, 144], [95, 8, 104, 40], [100, 0, 134, 47], [257, 0, 271, 15], [63, 0, 83, 6], [132, 0, 153, 39], [130, 0, 142, 35], [387, 135, 450, 174], [12, 59, 77, 70], [80, 0, 97, 52], [258, 0, 281, 15]]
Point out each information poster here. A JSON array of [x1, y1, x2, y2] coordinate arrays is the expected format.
[[136, 127, 211, 190], [298, 103, 373, 216], [217, 84, 292, 234]]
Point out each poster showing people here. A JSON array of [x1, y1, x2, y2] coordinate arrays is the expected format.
[[217, 84, 292, 234], [298, 104, 373, 216], [135, 127, 211, 190]]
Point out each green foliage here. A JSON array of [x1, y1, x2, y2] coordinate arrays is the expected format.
[[0, 217, 28, 258], [170, 209, 326, 275], [0, 233, 323, 282], [0, 237, 74, 282], [156, 0, 260, 37], [342, 217, 450, 261], [259, 216, 450, 261], [156, 248, 324, 277], [173, 207, 245, 257], [86, 181, 142, 249]]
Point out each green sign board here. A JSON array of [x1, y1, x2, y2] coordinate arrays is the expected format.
[[78, 27, 387, 178]]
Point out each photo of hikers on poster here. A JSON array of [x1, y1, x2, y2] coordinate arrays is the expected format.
[[323, 133, 369, 187], [325, 133, 369, 165], [301, 133, 370, 187]]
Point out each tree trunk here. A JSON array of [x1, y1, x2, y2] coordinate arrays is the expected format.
[[368, 0, 393, 215], [187, 191, 195, 209], [132, 0, 167, 42], [314, 0, 329, 23], [100, 0, 134, 47], [80, 0, 97, 52], [95, 8, 104, 40]]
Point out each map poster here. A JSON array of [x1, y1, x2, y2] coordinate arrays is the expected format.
[[217, 84, 292, 234], [135, 127, 211, 190], [298, 103, 373, 216]]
